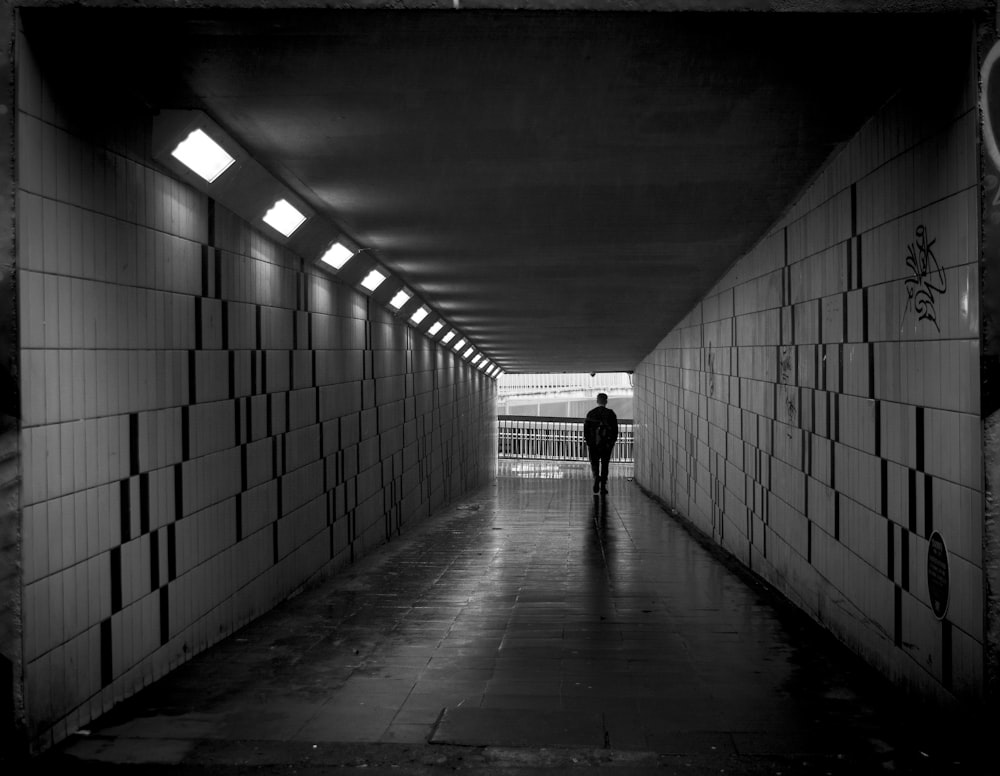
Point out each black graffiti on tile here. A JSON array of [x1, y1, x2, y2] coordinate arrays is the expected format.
[[706, 344, 716, 397], [902, 225, 947, 333]]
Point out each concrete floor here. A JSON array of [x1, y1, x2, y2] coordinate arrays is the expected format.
[[29, 461, 991, 774]]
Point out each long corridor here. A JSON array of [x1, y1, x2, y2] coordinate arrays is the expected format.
[[41, 462, 987, 775]]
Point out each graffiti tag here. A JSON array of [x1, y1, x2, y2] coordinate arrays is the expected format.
[[902, 225, 946, 333]]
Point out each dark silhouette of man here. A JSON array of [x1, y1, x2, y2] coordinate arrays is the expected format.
[[584, 392, 618, 494]]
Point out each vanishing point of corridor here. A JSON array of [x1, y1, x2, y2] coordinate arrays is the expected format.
[[41, 462, 986, 775]]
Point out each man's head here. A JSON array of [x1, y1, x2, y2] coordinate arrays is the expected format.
[[596, 393, 608, 406]]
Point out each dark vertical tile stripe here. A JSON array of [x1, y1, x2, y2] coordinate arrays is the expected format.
[[246, 396, 253, 442], [174, 463, 183, 522], [273, 522, 280, 565], [886, 520, 894, 580], [213, 247, 223, 300], [262, 350, 269, 396], [908, 468, 917, 532], [194, 297, 203, 351], [250, 351, 258, 396], [241, 444, 248, 491], [862, 287, 870, 344], [149, 529, 159, 592], [200, 244, 210, 297], [236, 496, 244, 542], [856, 236, 863, 287], [893, 585, 902, 648], [129, 413, 139, 475], [188, 350, 197, 405], [834, 492, 840, 540], [110, 547, 122, 614], [925, 475, 934, 537], [233, 395, 240, 446], [847, 239, 854, 290], [874, 400, 881, 457], [100, 619, 113, 688], [159, 586, 170, 647], [267, 392, 274, 438], [167, 523, 177, 581], [277, 475, 284, 518], [228, 351, 236, 400], [880, 459, 887, 517], [119, 478, 131, 543], [868, 342, 876, 398], [139, 472, 150, 535], [181, 406, 190, 461], [915, 406, 925, 471], [901, 528, 910, 590], [256, 305, 262, 350]]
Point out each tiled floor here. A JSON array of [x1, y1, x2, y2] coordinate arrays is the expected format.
[[42, 460, 989, 774]]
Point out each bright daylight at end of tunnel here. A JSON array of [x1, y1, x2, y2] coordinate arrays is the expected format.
[[0, 1, 999, 774]]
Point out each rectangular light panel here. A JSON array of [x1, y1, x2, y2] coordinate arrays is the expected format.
[[463, 347, 475, 358], [453, 338, 466, 351], [361, 269, 386, 292], [471, 354, 482, 364], [410, 307, 429, 324], [170, 128, 235, 183], [441, 331, 456, 344], [389, 290, 411, 309], [428, 321, 444, 336], [263, 198, 307, 237], [320, 242, 354, 270]]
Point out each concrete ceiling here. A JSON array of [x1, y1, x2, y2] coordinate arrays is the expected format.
[[22, 4, 981, 373]]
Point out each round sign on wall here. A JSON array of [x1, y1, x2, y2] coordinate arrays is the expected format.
[[927, 531, 950, 620]]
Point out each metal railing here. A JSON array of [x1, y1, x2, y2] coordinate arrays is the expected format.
[[497, 372, 633, 397], [498, 415, 634, 462]]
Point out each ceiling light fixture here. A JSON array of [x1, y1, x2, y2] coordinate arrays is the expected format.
[[410, 307, 429, 324], [262, 198, 307, 237], [453, 338, 466, 352], [170, 128, 235, 183], [463, 347, 475, 359], [428, 321, 444, 337], [441, 331, 456, 344], [361, 269, 387, 292], [320, 242, 355, 270], [471, 354, 482, 365], [389, 290, 411, 310]]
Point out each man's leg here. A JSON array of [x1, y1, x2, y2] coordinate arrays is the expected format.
[[588, 446, 601, 492], [599, 453, 610, 493]]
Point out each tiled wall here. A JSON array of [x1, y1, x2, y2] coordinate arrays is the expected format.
[[14, 28, 496, 750], [634, 33, 984, 701]]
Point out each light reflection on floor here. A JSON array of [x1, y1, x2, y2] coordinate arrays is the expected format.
[[498, 458, 634, 480]]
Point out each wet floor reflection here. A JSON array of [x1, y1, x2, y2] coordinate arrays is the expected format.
[[69, 458, 987, 773]]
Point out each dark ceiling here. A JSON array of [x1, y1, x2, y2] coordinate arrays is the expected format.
[[23, 5, 977, 373]]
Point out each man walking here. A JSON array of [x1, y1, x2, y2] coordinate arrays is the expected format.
[[584, 392, 618, 495]]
